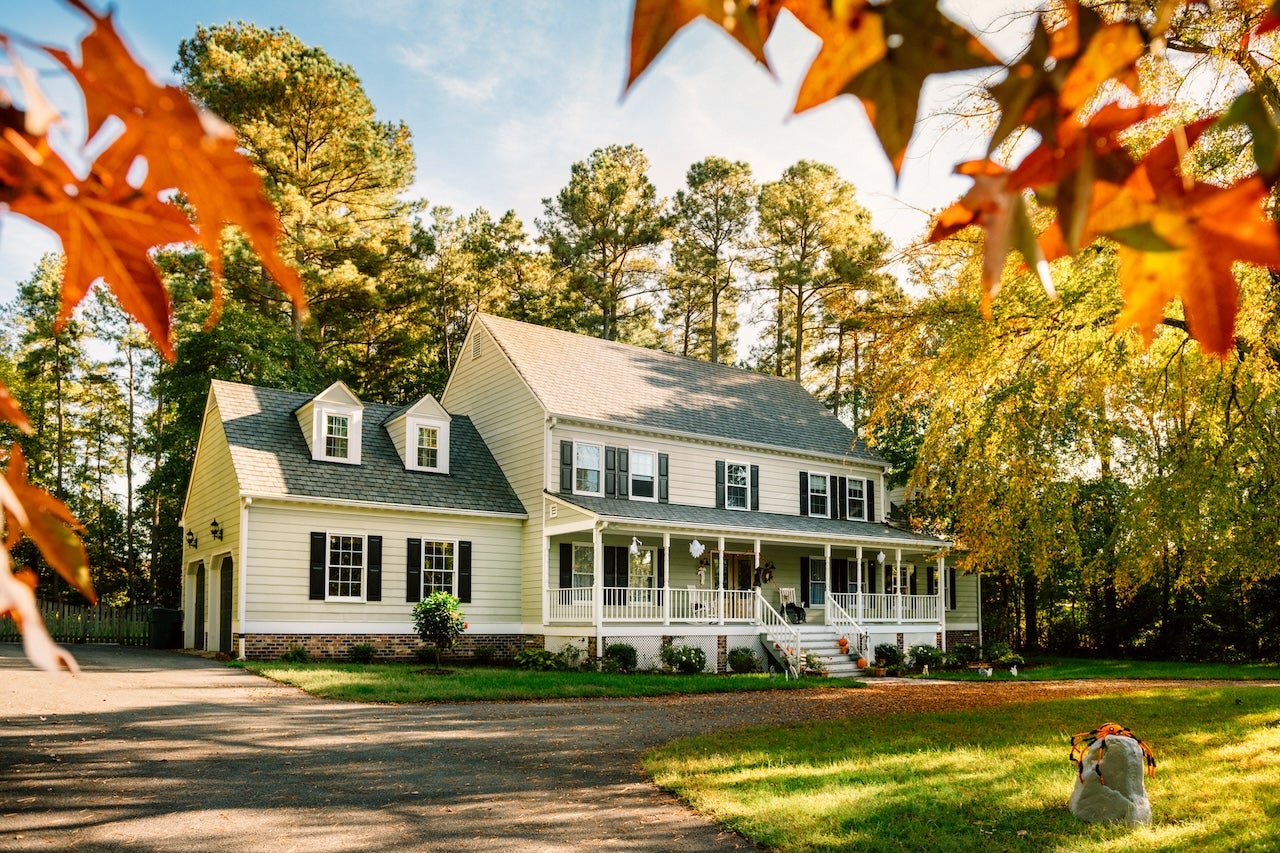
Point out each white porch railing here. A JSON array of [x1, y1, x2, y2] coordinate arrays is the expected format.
[[901, 594, 938, 621], [825, 595, 868, 655], [548, 587, 593, 623]]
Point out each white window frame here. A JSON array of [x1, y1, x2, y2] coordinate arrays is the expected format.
[[629, 448, 658, 502], [808, 472, 829, 518], [573, 441, 604, 496], [808, 556, 827, 606], [847, 478, 866, 521], [407, 417, 450, 473], [326, 532, 365, 601], [315, 404, 363, 464], [420, 539, 457, 597], [571, 543, 594, 588], [724, 460, 750, 511]]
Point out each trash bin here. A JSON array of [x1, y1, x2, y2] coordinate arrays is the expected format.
[[149, 607, 183, 649]]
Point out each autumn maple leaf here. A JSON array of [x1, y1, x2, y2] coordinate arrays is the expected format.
[[627, 0, 779, 89]]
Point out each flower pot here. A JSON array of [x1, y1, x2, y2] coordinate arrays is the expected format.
[[874, 667, 887, 677]]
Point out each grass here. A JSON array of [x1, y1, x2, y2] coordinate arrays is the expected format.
[[642, 685, 1280, 852], [925, 658, 1280, 682], [233, 661, 863, 703]]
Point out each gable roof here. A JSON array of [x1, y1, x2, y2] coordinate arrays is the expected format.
[[210, 380, 525, 516], [475, 313, 881, 463]]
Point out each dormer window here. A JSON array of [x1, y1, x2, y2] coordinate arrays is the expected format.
[[416, 425, 439, 469], [325, 414, 350, 459]]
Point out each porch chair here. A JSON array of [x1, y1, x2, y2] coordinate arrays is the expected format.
[[688, 585, 712, 622], [778, 587, 806, 624]]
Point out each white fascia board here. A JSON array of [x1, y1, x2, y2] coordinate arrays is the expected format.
[[584, 511, 948, 551], [238, 491, 528, 520]]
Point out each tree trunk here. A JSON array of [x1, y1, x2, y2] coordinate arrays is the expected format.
[[1023, 571, 1039, 651]]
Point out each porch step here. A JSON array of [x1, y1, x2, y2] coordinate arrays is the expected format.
[[762, 625, 865, 679]]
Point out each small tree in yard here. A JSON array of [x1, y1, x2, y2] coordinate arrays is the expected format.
[[412, 592, 466, 670]]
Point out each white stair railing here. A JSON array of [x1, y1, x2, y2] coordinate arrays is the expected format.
[[826, 594, 869, 657], [756, 589, 802, 676]]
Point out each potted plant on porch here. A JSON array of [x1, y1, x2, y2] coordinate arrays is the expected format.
[[873, 642, 901, 677]]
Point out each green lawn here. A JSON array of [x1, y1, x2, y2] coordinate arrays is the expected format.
[[234, 661, 863, 703], [925, 658, 1280, 681], [643, 685, 1280, 852]]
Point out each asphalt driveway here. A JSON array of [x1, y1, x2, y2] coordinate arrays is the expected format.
[[0, 644, 1142, 852]]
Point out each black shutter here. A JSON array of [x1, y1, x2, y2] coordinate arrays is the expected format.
[[617, 449, 629, 498], [750, 465, 760, 511], [837, 476, 848, 519], [799, 472, 809, 515], [309, 532, 326, 600], [926, 566, 936, 596], [885, 564, 894, 594], [715, 460, 726, 509], [559, 441, 573, 493], [909, 566, 917, 596], [406, 538, 422, 602], [949, 567, 957, 610], [866, 560, 876, 594], [800, 556, 811, 607], [867, 478, 876, 521], [366, 536, 382, 601], [828, 475, 839, 519], [559, 542, 573, 588], [605, 446, 617, 497], [832, 558, 848, 595], [458, 541, 472, 603], [656, 548, 665, 606], [604, 546, 627, 605], [658, 453, 669, 503]]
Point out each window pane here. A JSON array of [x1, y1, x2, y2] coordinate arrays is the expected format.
[[327, 534, 363, 598], [417, 426, 438, 468], [809, 558, 826, 605], [847, 479, 865, 519], [422, 540, 454, 595], [810, 473, 828, 516], [631, 451, 655, 498], [726, 462, 748, 509], [575, 444, 601, 492], [572, 544, 594, 588], [628, 550, 654, 588]]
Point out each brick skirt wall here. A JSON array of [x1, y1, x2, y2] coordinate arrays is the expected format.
[[946, 629, 980, 648], [239, 632, 543, 662]]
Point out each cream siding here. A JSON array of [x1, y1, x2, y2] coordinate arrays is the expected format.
[[384, 417, 408, 468], [949, 569, 981, 627], [441, 321, 547, 627], [181, 391, 243, 651], [241, 501, 522, 631]]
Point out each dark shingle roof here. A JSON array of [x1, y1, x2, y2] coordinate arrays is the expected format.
[[479, 314, 882, 463], [555, 493, 943, 548], [212, 380, 526, 516]]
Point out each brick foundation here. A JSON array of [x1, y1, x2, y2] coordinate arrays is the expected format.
[[946, 629, 980, 649], [716, 635, 728, 674], [238, 632, 544, 663]]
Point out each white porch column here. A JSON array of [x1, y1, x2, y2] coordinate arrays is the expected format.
[[895, 548, 904, 624], [938, 555, 947, 650], [593, 524, 604, 659], [663, 532, 671, 626], [855, 545, 864, 621], [717, 535, 726, 626], [823, 543, 831, 615], [753, 537, 762, 621], [541, 534, 550, 627]]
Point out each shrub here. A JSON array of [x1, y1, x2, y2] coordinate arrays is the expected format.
[[413, 644, 436, 664], [661, 643, 707, 674], [513, 648, 560, 671], [873, 642, 902, 667], [603, 643, 637, 673], [951, 642, 982, 664], [556, 643, 585, 670], [412, 592, 466, 669], [348, 642, 377, 664], [473, 644, 497, 665], [279, 644, 311, 664], [908, 644, 948, 671], [727, 646, 761, 674], [987, 641, 1025, 667], [803, 651, 827, 676]]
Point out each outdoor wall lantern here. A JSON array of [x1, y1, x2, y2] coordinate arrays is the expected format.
[[210, 519, 224, 541], [689, 539, 705, 559], [877, 551, 886, 564], [629, 537, 642, 556], [186, 530, 198, 548]]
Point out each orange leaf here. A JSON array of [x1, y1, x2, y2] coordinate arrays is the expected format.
[[789, 0, 885, 114], [47, 1, 306, 341], [0, 567, 39, 631], [626, 0, 778, 90], [0, 381, 32, 434], [1, 445, 94, 604]]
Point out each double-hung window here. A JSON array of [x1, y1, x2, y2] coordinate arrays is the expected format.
[[421, 540, 455, 596], [847, 478, 865, 520], [725, 462, 749, 510], [327, 534, 363, 600], [416, 426, 439, 469], [808, 556, 827, 606], [574, 443, 603, 495], [630, 449, 657, 500], [572, 544, 594, 588], [808, 472, 829, 517], [324, 414, 350, 460]]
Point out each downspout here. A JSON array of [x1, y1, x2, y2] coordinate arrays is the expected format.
[[938, 555, 946, 652], [238, 497, 251, 660]]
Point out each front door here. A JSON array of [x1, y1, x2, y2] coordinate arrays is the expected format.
[[218, 556, 233, 655], [193, 562, 206, 651]]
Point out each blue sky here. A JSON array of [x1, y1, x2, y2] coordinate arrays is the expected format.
[[1, 0, 1033, 306]]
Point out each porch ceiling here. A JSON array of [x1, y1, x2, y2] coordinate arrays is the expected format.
[[549, 491, 948, 550]]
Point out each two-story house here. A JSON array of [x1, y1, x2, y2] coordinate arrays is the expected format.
[[181, 314, 979, 671]]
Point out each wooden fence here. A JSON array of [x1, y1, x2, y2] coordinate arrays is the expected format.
[[0, 600, 152, 646]]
